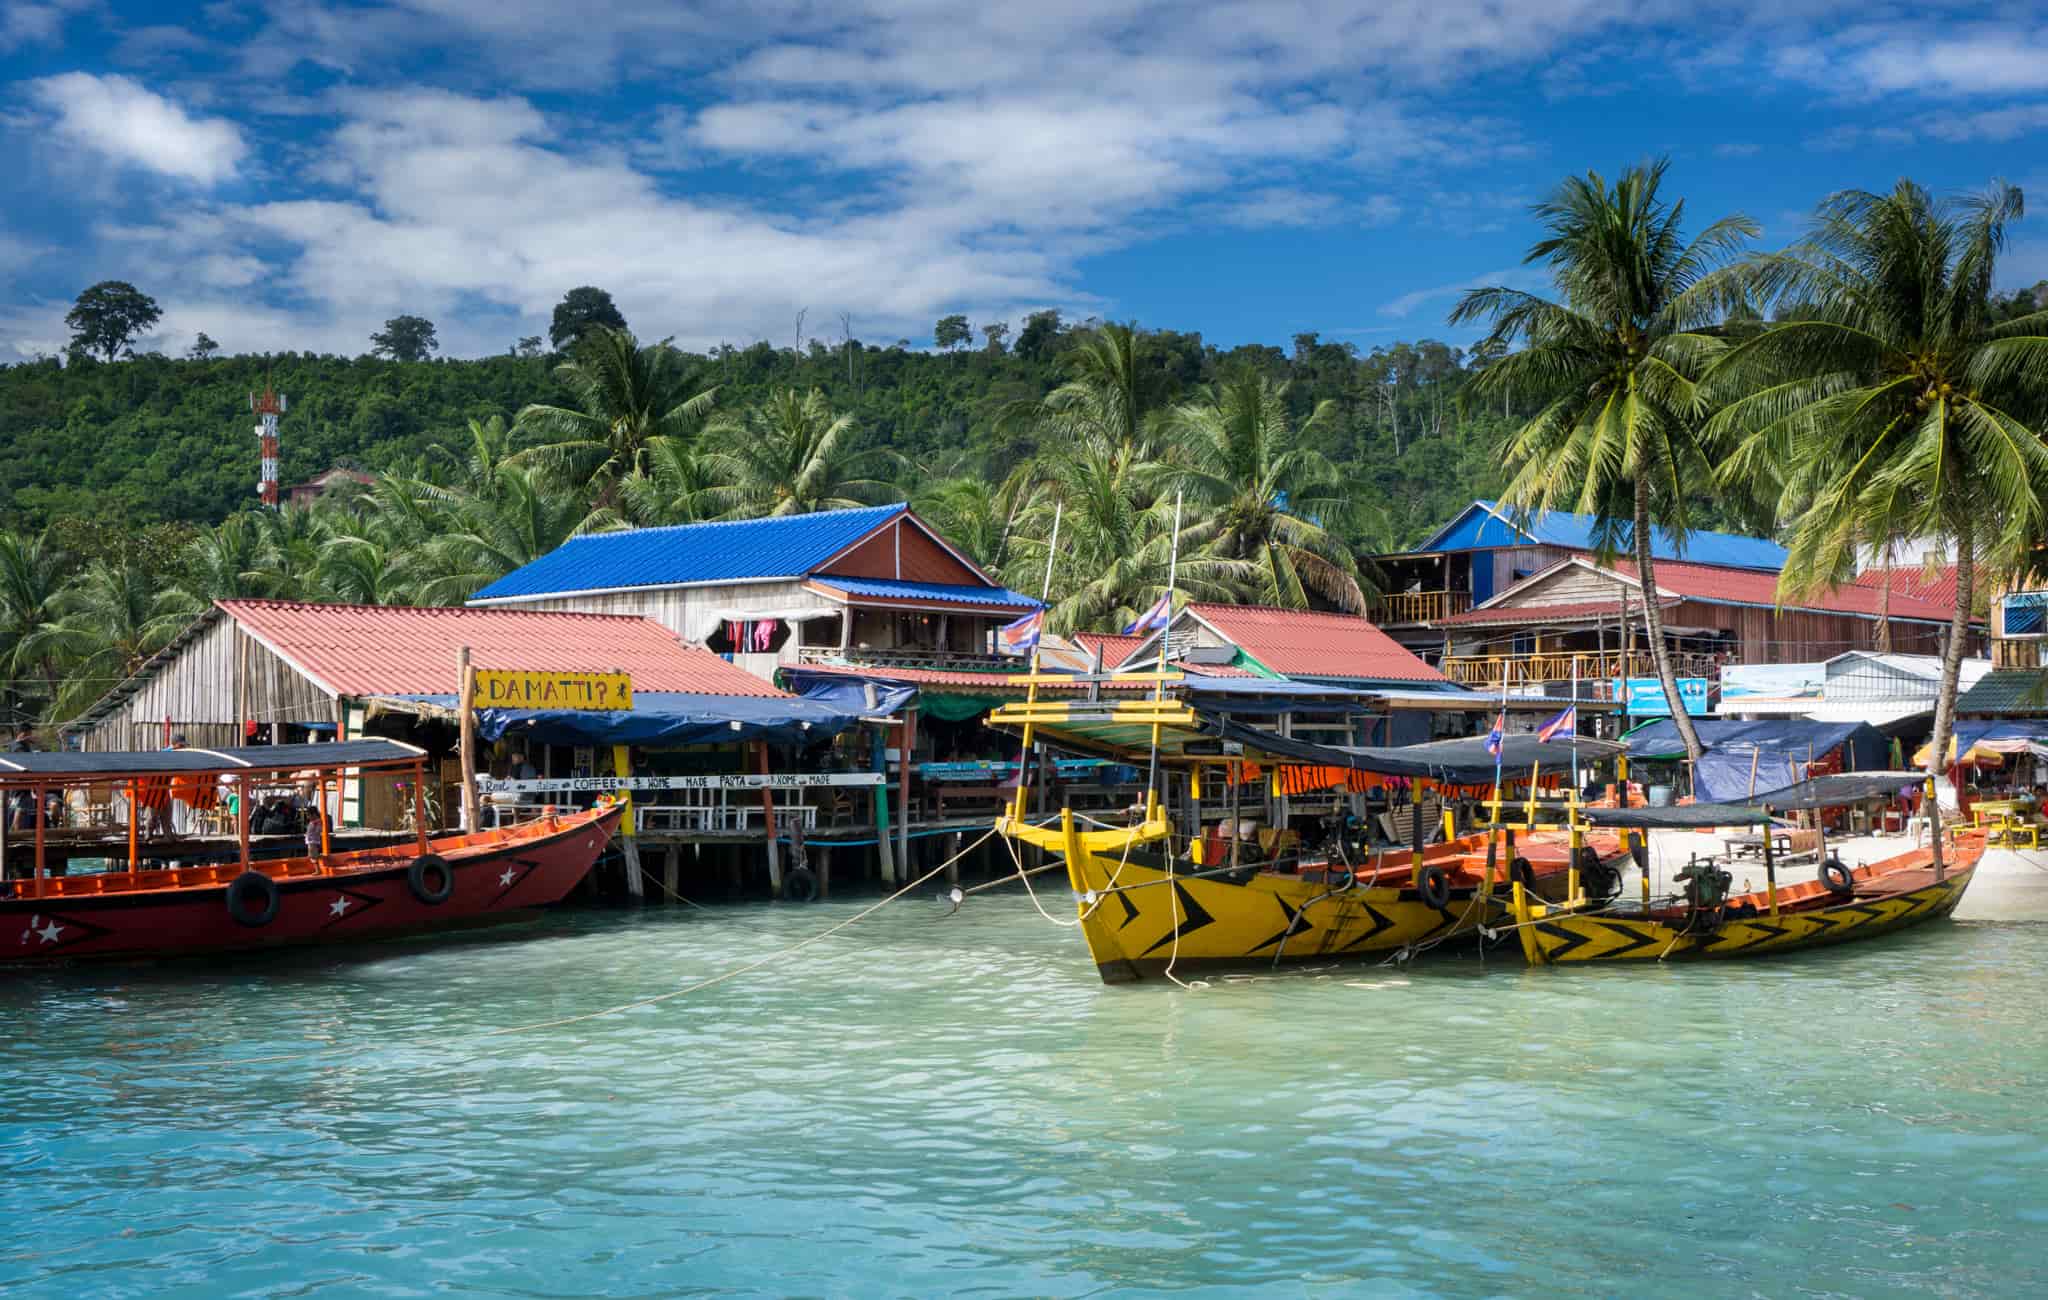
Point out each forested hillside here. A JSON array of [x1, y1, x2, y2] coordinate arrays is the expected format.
[[0, 320, 1511, 548]]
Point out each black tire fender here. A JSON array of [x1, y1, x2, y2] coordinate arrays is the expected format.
[[225, 870, 281, 927], [1820, 858, 1854, 895], [408, 853, 456, 905], [783, 864, 819, 902], [1508, 856, 1537, 888], [1418, 865, 1453, 909]]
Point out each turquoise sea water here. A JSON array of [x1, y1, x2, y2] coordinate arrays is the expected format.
[[3, 892, 2045, 1298]]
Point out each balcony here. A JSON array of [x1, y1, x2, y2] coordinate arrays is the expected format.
[[1441, 650, 1722, 689], [1378, 589, 1473, 625], [795, 646, 1022, 674]]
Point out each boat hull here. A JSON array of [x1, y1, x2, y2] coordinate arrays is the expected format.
[[1519, 843, 1981, 965], [1, 805, 620, 964], [1061, 834, 1614, 983]]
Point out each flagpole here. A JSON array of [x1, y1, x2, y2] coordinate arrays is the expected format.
[[1144, 491, 1183, 811], [1034, 501, 1063, 669]]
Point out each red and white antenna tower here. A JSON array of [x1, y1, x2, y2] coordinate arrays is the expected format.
[[250, 385, 286, 508]]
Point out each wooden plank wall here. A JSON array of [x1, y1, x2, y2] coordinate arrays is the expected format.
[[1669, 601, 1947, 661], [77, 615, 335, 751]]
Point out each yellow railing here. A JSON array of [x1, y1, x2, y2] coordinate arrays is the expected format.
[[1441, 651, 1720, 688], [1378, 589, 1472, 624]]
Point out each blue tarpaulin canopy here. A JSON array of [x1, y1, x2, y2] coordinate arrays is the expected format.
[[380, 692, 866, 747], [782, 669, 919, 719], [1624, 717, 1889, 802], [1954, 719, 2048, 751]]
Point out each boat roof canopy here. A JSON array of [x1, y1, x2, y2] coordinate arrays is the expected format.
[[1582, 771, 1927, 828], [987, 698, 1623, 783], [1582, 802, 1771, 829], [1748, 771, 1927, 810], [0, 739, 426, 780]]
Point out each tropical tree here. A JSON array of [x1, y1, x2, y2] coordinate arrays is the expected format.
[[701, 388, 898, 517], [515, 328, 717, 503], [177, 513, 273, 602], [616, 437, 722, 528], [1707, 180, 2048, 866], [65, 281, 161, 362], [1007, 438, 1250, 634], [0, 529, 73, 715], [407, 465, 605, 604], [1159, 371, 1373, 612], [24, 557, 197, 721], [1032, 322, 1163, 465], [912, 467, 1038, 574], [1451, 159, 1758, 760], [428, 415, 521, 497], [369, 314, 439, 362], [549, 286, 628, 351]]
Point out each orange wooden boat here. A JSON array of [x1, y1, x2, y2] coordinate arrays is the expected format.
[[0, 740, 619, 963]]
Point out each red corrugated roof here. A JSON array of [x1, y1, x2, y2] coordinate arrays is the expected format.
[[219, 600, 786, 698], [1184, 603, 1448, 683], [1615, 561, 1961, 623], [1851, 563, 1963, 612], [1073, 633, 1146, 668]]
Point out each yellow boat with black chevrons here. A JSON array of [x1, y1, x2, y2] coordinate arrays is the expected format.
[[989, 678, 1632, 984], [1508, 772, 1981, 965]]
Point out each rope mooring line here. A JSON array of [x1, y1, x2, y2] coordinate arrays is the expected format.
[[158, 826, 1000, 1073]]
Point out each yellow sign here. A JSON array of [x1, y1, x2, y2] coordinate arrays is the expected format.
[[473, 669, 633, 711]]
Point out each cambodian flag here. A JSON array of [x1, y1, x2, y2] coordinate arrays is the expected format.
[[1537, 704, 1578, 742], [1123, 591, 1173, 636], [1484, 712, 1506, 759], [998, 608, 1044, 655]]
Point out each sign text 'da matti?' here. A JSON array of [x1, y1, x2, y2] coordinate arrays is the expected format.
[[473, 669, 634, 711]]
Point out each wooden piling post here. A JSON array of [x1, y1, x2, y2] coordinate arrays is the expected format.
[[873, 723, 896, 883], [663, 844, 679, 902], [456, 646, 479, 833], [818, 845, 832, 899], [897, 706, 917, 878], [613, 743, 643, 900], [756, 740, 782, 897]]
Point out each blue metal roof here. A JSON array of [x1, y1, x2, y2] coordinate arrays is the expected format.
[[1418, 501, 1787, 571], [807, 576, 1041, 609], [471, 504, 912, 601]]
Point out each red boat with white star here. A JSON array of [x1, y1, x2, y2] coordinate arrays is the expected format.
[[0, 739, 620, 963]]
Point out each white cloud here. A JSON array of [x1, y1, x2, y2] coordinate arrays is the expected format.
[[27, 73, 247, 184], [1774, 23, 2048, 99], [1380, 267, 1548, 319], [1713, 141, 1761, 157], [1361, 194, 1402, 227]]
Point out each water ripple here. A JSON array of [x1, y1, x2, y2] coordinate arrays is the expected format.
[[2, 901, 2044, 1297]]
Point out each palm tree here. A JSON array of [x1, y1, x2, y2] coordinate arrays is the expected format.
[[1027, 322, 1161, 466], [26, 556, 198, 722], [1159, 371, 1373, 612], [701, 389, 899, 517], [178, 513, 273, 602], [1707, 180, 2048, 867], [911, 462, 1039, 573], [616, 437, 720, 528], [407, 464, 605, 604], [1451, 159, 1758, 761], [0, 529, 72, 717], [1007, 438, 1251, 634], [429, 415, 520, 496], [515, 328, 717, 503]]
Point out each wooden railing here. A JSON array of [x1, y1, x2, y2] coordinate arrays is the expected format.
[[795, 646, 1020, 672], [1441, 651, 1721, 688], [1377, 589, 1473, 624]]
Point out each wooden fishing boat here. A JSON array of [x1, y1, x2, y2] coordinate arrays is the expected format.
[[0, 740, 620, 964], [1509, 772, 1979, 964], [990, 682, 1633, 983]]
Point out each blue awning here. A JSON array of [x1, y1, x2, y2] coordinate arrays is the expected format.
[[382, 692, 866, 747], [782, 669, 919, 718]]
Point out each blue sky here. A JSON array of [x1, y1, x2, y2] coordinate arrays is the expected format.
[[2, 0, 2046, 361]]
